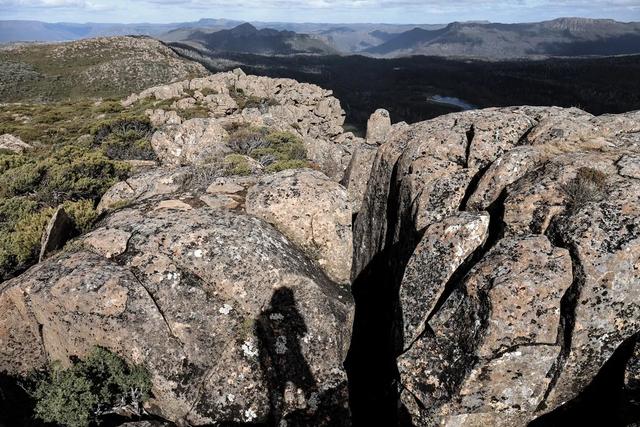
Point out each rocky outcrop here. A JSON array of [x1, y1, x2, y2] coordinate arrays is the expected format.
[[151, 118, 230, 166], [0, 133, 30, 153], [123, 69, 352, 181], [246, 169, 353, 285], [0, 194, 354, 426], [2, 67, 639, 427], [349, 106, 640, 426], [366, 109, 391, 145]]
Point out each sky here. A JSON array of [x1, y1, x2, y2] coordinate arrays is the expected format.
[[1, 0, 640, 24]]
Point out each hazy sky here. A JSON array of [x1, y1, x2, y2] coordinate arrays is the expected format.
[[1, 0, 640, 24]]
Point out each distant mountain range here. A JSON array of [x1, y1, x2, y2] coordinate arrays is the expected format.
[[171, 23, 338, 56], [365, 18, 640, 58], [2, 18, 640, 59]]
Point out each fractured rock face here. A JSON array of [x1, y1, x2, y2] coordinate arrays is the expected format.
[[246, 168, 353, 285], [0, 196, 354, 426], [349, 106, 640, 426]]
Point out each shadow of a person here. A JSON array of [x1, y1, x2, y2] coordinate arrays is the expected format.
[[256, 287, 317, 425]]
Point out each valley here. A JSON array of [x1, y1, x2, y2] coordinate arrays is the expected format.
[[170, 44, 640, 131]]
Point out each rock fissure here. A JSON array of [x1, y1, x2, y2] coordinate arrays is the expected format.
[[538, 217, 585, 410], [129, 269, 185, 349], [464, 123, 475, 169]]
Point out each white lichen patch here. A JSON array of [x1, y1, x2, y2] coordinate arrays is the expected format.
[[244, 408, 257, 422], [275, 336, 288, 354], [219, 304, 233, 315], [242, 340, 259, 358], [193, 249, 204, 258], [269, 312, 284, 321]]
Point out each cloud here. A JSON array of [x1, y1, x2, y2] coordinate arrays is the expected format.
[[1, 0, 639, 23], [0, 0, 88, 6]]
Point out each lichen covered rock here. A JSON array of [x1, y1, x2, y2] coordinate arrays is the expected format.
[[0, 196, 354, 426]]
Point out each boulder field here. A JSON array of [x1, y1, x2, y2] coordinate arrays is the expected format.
[[1, 71, 639, 426]]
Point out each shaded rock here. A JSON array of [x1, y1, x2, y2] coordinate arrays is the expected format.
[[399, 236, 573, 425], [0, 134, 30, 153], [348, 106, 640, 426], [246, 169, 353, 285], [39, 207, 76, 262], [304, 137, 351, 182], [342, 142, 377, 213], [199, 194, 241, 210], [206, 179, 246, 195]]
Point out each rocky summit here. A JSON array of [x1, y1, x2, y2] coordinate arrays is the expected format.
[[0, 70, 639, 427]]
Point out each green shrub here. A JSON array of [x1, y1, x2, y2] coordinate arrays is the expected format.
[[266, 159, 309, 173], [30, 347, 152, 427], [228, 87, 279, 110], [34, 146, 130, 204], [178, 105, 211, 121], [226, 125, 269, 155], [0, 151, 29, 174], [251, 131, 308, 171], [0, 207, 53, 278], [62, 200, 98, 234], [224, 154, 253, 176], [0, 197, 40, 228]]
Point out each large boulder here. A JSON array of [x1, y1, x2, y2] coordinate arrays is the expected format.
[[366, 109, 391, 145], [349, 106, 640, 426], [246, 169, 353, 285], [150, 118, 230, 167], [0, 195, 354, 426], [0, 134, 30, 153]]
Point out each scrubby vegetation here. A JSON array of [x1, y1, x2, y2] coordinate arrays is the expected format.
[[28, 347, 152, 427], [223, 154, 254, 176], [0, 37, 206, 102], [228, 87, 279, 111], [563, 167, 608, 213], [0, 97, 166, 281], [225, 125, 309, 173]]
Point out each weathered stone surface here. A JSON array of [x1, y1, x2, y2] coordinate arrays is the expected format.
[[97, 166, 220, 213], [349, 106, 640, 426], [148, 108, 182, 127], [342, 142, 377, 213], [540, 171, 640, 415], [366, 109, 391, 145], [39, 206, 76, 262], [151, 118, 230, 167], [0, 197, 354, 426], [399, 212, 490, 349], [466, 146, 545, 211], [128, 70, 354, 181], [399, 235, 573, 425], [246, 169, 353, 285], [81, 227, 131, 259], [440, 345, 560, 427], [0, 134, 30, 153]]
